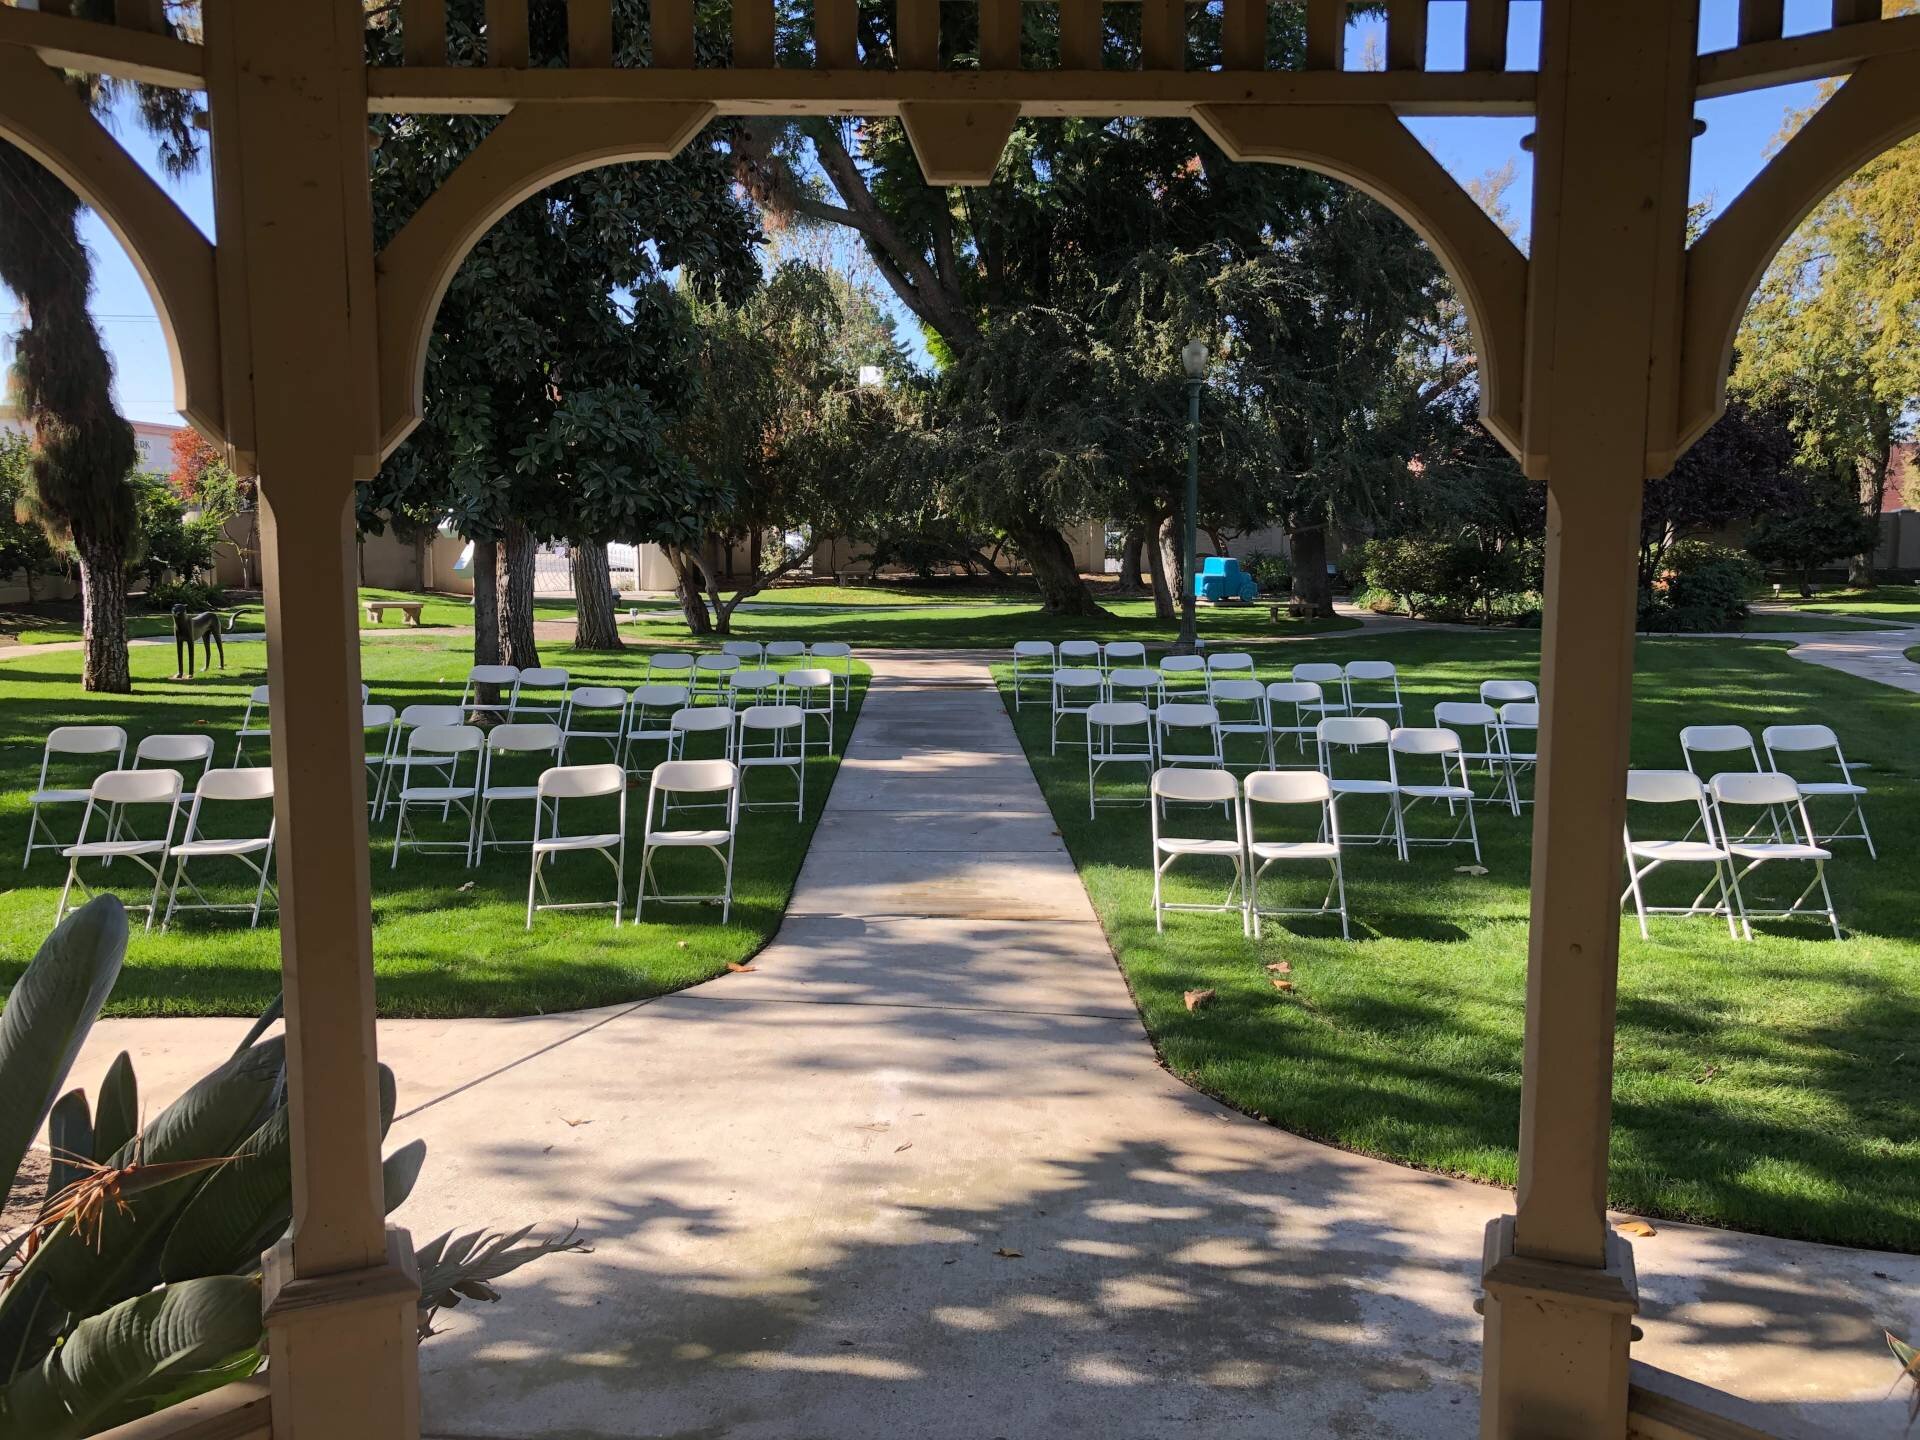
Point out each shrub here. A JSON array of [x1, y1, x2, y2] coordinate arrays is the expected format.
[[1242, 550, 1291, 595], [1356, 533, 1537, 623], [1640, 541, 1760, 632], [146, 579, 225, 612]]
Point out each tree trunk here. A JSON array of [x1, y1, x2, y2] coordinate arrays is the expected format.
[[1289, 523, 1336, 618], [497, 520, 540, 668], [466, 538, 503, 716], [1007, 519, 1107, 617], [1113, 525, 1146, 596], [666, 545, 715, 635], [1149, 512, 1178, 622], [73, 533, 131, 693], [1850, 447, 1891, 588], [410, 533, 428, 591], [570, 540, 623, 651]]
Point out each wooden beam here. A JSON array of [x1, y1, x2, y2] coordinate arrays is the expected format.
[[815, 0, 856, 66], [1834, 0, 1882, 23], [369, 64, 1537, 114], [979, 0, 1020, 69], [0, 6, 204, 88], [1386, 0, 1427, 70], [732, 0, 775, 67], [653, 0, 694, 67], [1696, 8, 1920, 96], [1465, 0, 1507, 70], [1141, 0, 1184, 70], [1304, 0, 1342, 69], [485, 0, 528, 66], [896, 0, 938, 68], [569, 0, 612, 66], [114, 0, 168, 34], [1737, 0, 1784, 45], [1222, 0, 1264, 70], [1060, 0, 1102, 70], [403, 0, 447, 67]]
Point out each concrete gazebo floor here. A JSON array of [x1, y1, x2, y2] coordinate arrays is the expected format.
[[63, 650, 1920, 1438]]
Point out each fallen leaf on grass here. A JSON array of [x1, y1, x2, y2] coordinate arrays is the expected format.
[[894, 1142, 912, 1153], [1265, 961, 1291, 974], [727, 961, 757, 973], [1693, 1065, 1719, 1084], [1615, 1219, 1656, 1238], [457, 881, 475, 893], [1454, 864, 1490, 876], [1271, 978, 1295, 992], [993, 1248, 1023, 1259], [676, 940, 688, 950], [1184, 988, 1215, 1012]]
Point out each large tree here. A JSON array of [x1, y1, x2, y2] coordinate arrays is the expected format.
[[1, 77, 199, 690]]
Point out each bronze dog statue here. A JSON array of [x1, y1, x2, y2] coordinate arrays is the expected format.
[[172, 604, 226, 678]]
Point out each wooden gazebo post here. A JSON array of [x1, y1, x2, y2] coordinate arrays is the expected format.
[[1478, 3, 1694, 1435], [202, 0, 422, 1434]]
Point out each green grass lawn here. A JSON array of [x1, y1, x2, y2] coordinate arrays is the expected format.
[[1769, 584, 1920, 625], [0, 637, 865, 1019], [1738, 610, 1895, 633], [996, 630, 1920, 1250], [2, 587, 575, 646]]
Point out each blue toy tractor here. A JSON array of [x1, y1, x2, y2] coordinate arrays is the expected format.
[[1193, 555, 1259, 604]]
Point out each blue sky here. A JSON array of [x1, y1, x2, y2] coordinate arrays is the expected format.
[[2, 0, 1829, 427]]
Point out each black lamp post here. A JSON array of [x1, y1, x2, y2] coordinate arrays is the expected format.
[[1173, 338, 1208, 656]]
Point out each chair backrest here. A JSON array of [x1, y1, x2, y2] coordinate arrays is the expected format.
[[398, 704, 466, 730], [729, 669, 781, 691], [1103, 641, 1147, 665], [363, 703, 397, 729], [695, 654, 739, 673], [1159, 654, 1206, 676], [539, 763, 626, 801], [467, 665, 519, 687], [1087, 701, 1151, 730], [630, 684, 689, 711], [721, 641, 763, 659], [194, 766, 276, 804], [1434, 701, 1496, 729], [245, 685, 272, 706], [567, 686, 627, 711], [1293, 662, 1343, 686], [1679, 724, 1756, 764], [1107, 667, 1158, 692], [1761, 723, 1840, 756], [1244, 769, 1333, 805], [1058, 640, 1102, 663], [1207, 679, 1266, 705], [517, 667, 569, 690], [1207, 651, 1254, 672], [739, 703, 805, 732], [1625, 768, 1707, 806], [487, 723, 560, 755], [1711, 770, 1802, 810], [651, 758, 738, 795], [1152, 766, 1236, 805], [809, 641, 852, 660], [1266, 681, 1322, 707], [134, 733, 214, 767], [1157, 702, 1219, 730], [785, 667, 834, 693], [1390, 725, 1462, 757], [672, 706, 735, 733], [1013, 640, 1055, 661], [409, 724, 482, 756], [646, 652, 695, 674], [1318, 716, 1389, 748], [764, 640, 807, 658], [1480, 679, 1536, 705], [91, 767, 182, 806], [1499, 703, 1539, 731], [1346, 660, 1398, 683], [47, 725, 128, 758], [1053, 667, 1103, 692]]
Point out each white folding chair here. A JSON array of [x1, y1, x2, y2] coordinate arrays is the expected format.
[[637, 759, 741, 923], [809, 641, 854, 709], [1105, 666, 1162, 708], [764, 640, 808, 663], [1086, 701, 1155, 817], [510, 666, 571, 723], [1243, 770, 1348, 940], [622, 683, 689, 779], [1680, 724, 1762, 780], [1345, 660, 1404, 727], [1103, 640, 1147, 670], [668, 706, 737, 764], [726, 667, 783, 711], [1264, 681, 1323, 762], [1495, 702, 1539, 816], [526, 763, 627, 930], [1711, 772, 1841, 940], [1208, 678, 1273, 773], [693, 653, 740, 706], [736, 704, 807, 818], [25, 726, 127, 868], [362, 704, 396, 807], [108, 734, 215, 854], [1155, 702, 1225, 772], [374, 704, 467, 819], [162, 766, 277, 928], [1479, 679, 1537, 708], [1433, 702, 1509, 807], [784, 668, 837, 754], [1012, 641, 1056, 711], [645, 652, 696, 686], [56, 769, 182, 930], [390, 724, 482, 869], [475, 723, 564, 861], [1390, 726, 1481, 863], [1050, 667, 1104, 754], [233, 685, 271, 764], [1149, 768, 1247, 935], [1762, 723, 1876, 857], [1621, 769, 1739, 940], [1058, 639, 1103, 670], [1292, 663, 1350, 724], [460, 665, 521, 719], [721, 639, 766, 666], [1206, 651, 1255, 678], [1158, 653, 1207, 696], [560, 686, 628, 764], [1317, 716, 1402, 851]]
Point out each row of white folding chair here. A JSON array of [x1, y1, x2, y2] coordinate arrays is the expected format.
[[1622, 769, 1840, 940], [458, 666, 571, 723], [1433, 701, 1538, 815], [27, 727, 214, 868], [1149, 768, 1349, 939], [234, 684, 374, 763], [645, 643, 853, 709], [1011, 642, 1151, 709], [1678, 723, 1874, 856], [53, 765, 277, 930]]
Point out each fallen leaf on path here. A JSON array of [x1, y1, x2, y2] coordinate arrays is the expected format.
[[560, 1116, 592, 1128], [895, 1142, 912, 1153], [993, 1248, 1023, 1259], [726, 961, 757, 973], [1616, 1219, 1656, 1238], [1184, 988, 1215, 1012], [1454, 865, 1490, 876]]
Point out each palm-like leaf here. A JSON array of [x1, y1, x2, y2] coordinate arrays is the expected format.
[[413, 1225, 586, 1338], [90, 1053, 137, 1163]]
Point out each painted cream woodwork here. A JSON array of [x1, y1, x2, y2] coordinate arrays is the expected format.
[[6, 2, 1917, 1436]]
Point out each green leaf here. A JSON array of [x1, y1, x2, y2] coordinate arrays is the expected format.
[[0, 898, 126, 1201], [0, 1276, 263, 1439], [90, 1053, 137, 1164], [45, 1089, 92, 1201], [382, 1139, 427, 1214], [157, 1108, 288, 1284]]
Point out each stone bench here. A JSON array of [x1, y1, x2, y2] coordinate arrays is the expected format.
[[363, 600, 424, 626]]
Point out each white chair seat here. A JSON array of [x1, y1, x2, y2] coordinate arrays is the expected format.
[[1793, 780, 1866, 797], [648, 827, 734, 847], [1157, 837, 1243, 857], [169, 836, 272, 859], [534, 831, 624, 854], [64, 839, 169, 859], [399, 785, 476, 804], [482, 784, 541, 803], [1401, 783, 1473, 801], [32, 787, 95, 806], [1331, 778, 1397, 796], [1250, 840, 1340, 861], [1629, 839, 1728, 864], [1727, 841, 1831, 862]]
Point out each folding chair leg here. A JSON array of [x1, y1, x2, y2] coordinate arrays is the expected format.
[[1624, 859, 1652, 940], [56, 859, 80, 924]]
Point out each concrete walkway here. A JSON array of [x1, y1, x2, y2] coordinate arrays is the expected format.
[[58, 649, 1920, 1438]]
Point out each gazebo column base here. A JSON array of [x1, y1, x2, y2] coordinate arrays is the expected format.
[[264, 1227, 422, 1440]]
